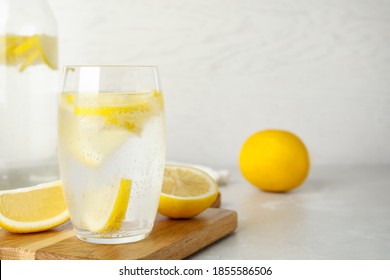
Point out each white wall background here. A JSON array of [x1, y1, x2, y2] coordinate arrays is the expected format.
[[48, 0, 390, 169]]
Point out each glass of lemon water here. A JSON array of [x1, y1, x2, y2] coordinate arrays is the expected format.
[[58, 66, 165, 244]]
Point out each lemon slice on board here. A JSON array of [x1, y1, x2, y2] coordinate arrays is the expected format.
[[83, 178, 132, 233], [0, 181, 69, 233], [158, 164, 219, 219]]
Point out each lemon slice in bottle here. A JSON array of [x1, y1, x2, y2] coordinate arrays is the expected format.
[[0, 34, 57, 72]]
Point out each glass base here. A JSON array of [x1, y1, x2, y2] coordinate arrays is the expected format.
[[75, 230, 151, 245]]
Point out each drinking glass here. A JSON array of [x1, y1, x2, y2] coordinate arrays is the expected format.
[[58, 66, 165, 244]]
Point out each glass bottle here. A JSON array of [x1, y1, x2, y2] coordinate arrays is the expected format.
[[0, 0, 59, 190]]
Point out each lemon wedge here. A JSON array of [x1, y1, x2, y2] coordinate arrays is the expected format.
[[83, 178, 132, 233], [0, 181, 69, 233], [158, 164, 219, 219]]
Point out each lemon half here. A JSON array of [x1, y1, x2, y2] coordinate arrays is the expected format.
[[158, 164, 219, 219]]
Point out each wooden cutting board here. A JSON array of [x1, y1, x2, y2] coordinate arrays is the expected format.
[[0, 207, 237, 260]]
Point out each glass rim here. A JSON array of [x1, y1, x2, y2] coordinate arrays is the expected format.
[[61, 65, 161, 93]]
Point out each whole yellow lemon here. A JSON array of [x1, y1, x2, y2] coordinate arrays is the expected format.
[[239, 129, 310, 192]]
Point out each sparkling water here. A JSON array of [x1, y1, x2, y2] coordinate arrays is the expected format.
[[58, 91, 165, 243]]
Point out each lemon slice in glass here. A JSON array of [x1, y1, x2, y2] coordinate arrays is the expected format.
[[59, 94, 129, 168], [83, 178, 132, 233], [73, 91, 163, 134], [59, 92, 163, 168]]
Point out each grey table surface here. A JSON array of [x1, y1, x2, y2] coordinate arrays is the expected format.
[[188, 165, 390, 260]]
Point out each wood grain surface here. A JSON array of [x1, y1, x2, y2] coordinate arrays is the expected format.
[[0, 223, 74, 260], [0, 208, 237, 260]]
